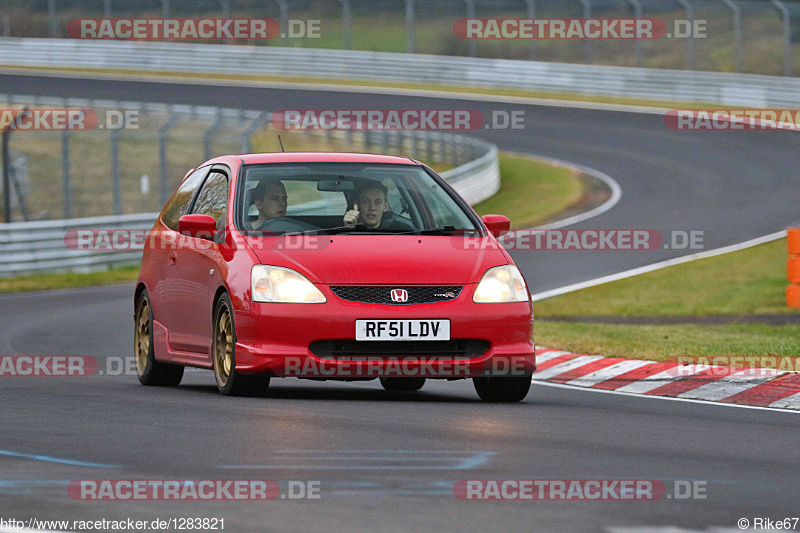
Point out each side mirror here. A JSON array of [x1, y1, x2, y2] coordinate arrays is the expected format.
[[482, 214, 510, 238], [178, 214, 218, 240]]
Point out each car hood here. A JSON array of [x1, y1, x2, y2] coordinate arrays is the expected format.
[[244, 234, 509, 285]]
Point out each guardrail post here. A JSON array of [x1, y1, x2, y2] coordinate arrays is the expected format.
[[720, 0, 742, 73], [159, 112, 180, 206], [103, 0, 112, 18], [338, 0, 352, 50], [579, 0, 593, 64], [2, 127, 9, 222], [625, 0, 645, 67], [771, 0, 792, 77], [674, 0, 695, 70], [111, 127, 121, 216], [161, 0, 170, 18], [464, 0, 477, 57], [788, 228, 800, 307], [405, 0, 415, 53], [62, 130, 71, 219]]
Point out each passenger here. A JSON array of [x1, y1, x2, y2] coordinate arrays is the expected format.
[[251, 179, 287, 229]]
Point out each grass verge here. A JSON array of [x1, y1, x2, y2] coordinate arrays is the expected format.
[[472, 154, 582, 228], [534, 239, 800, 360], [0, 265, 140, 294]]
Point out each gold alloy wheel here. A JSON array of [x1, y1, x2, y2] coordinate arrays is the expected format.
[[135, 298, 151, 376], [214, 303, 234, 388]]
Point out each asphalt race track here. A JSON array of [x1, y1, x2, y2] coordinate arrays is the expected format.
[[0, 72, 799, 532]]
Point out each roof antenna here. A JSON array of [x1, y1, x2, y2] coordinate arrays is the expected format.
[[277, 134, 285, 153]]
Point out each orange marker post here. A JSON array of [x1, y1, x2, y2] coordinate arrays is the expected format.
[[788, 228, 800, 308]]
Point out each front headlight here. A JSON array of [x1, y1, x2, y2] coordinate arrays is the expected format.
[[251, 265, 326, 303], [473, 265, 529, 303]]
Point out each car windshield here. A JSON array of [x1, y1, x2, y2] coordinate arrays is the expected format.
[[237, 162, 481, 236]]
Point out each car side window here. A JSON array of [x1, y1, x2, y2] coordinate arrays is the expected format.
[[161, 167, 210, 230], [192, 171, 229, 230]]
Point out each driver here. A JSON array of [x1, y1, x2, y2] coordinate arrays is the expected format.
[[343, 181, 389, 228], [251, 179, 288, 229]]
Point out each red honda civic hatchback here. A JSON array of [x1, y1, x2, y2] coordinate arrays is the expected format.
[[134, 152, 535, 401]]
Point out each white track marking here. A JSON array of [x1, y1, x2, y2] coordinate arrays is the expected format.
[[769, 390, 800, 409], [535, 350, 572, 363], [565, 359, 654, 387], [678, 368, 787, 402], [532, 355, 604, 380], [613, 364, 711, 394], [531, 230, 788, 301], [534, 381, 800, 413]]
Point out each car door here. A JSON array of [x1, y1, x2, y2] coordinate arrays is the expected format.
[[165, 167, 230, 359]]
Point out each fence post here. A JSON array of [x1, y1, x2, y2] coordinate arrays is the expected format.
[[464, 0, 477, 57], [275, 0, 288, 45], [405, 0, 415, 53], [579, 0, 593, 64], [788, 228, 800, 307], [111, 127, 121, 215], [204, 108, 224, 161], [625, 0, 645, 67], [2, 127, 9, 223], [522, 0, 535, 60], [103, 0, 112, 18], [721, 0, 743, 73], [161, 0, 170, 18], [241, 112, 269, 153], [62, 130, 71, 219], [338, 0, 352, 50], [674, 0, 695, 71], [159, 113, 180, 206], [772, 0, 792, 77], [48, 0, 58, 37]]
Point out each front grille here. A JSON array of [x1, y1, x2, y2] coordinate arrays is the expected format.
[[309, 339, 490, 360], [330, 286, 463, 305]]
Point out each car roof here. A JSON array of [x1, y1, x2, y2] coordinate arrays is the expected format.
[[234, 152, 421, 165]]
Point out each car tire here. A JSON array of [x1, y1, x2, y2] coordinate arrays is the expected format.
[[135, 289, 184, 386], [213, 293, 270, 397], [379, 377, 426, 392], [473, 375, 532, 402]]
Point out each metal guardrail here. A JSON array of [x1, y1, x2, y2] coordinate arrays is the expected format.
[[0, 92, 499, 277], [1, 38, 800, 107]]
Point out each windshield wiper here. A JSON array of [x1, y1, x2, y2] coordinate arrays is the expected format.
[[283, 223, 367, 237], [393, 226, 480, 235]]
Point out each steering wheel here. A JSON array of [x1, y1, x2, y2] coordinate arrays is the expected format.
[[256, 217, 320, 233]]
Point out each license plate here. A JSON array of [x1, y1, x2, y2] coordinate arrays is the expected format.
[[355, 319, 450, 341]]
